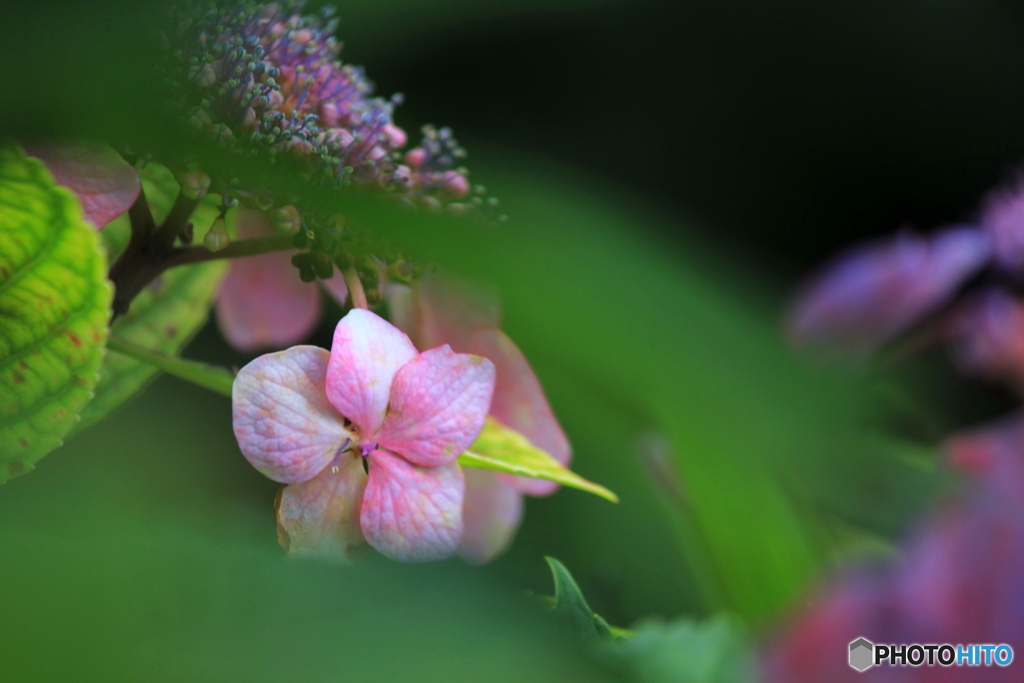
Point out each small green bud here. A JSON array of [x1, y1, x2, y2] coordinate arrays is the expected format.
[[273, 205, 302, 233], [203, 217, 230, 252], [178, 169, 211, 201]]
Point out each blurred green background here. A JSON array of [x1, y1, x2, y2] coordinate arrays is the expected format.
[[3, 0, 1023, 680]]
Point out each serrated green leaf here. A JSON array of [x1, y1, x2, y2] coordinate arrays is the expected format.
[[75, 163, 227, 431], [459, 417, 619, 502], [0, 143, 112, 483], [545, 557, 612, 641], [547, 556, 596, 616]]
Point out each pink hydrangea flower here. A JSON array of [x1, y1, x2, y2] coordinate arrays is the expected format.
[[387, 273, 572, 563], [232, 308, 495, 562], [216, 207, 349, 351]]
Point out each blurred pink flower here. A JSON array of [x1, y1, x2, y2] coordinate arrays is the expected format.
[[232, 308, 495, 562], [786, 227, 991, 356], [26, 142, 140, 229], [216, 207, 348, 352], [763, 417, 1024, 683], [981, 176, 1024, 272], [387, 273, 572, 563], [948, 289, 1024, 391]]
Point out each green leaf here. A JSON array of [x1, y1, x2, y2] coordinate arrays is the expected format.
[[603, 615, 758, 683], [459, 417, 619, 502], [106, 336, 234, 398], [75, 163, 227, 431], [0, 142, 112, 483], [545, 557, 617, 642]]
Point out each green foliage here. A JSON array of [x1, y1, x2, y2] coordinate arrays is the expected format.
[[106, 336, 235, 398], [543, 558, 758, 683], [76, 163, 227, 431], [0, 143, 111, 483], [545, 557, 617, 641], [604, 616, 758, 683], [460, 418, 618, 502]]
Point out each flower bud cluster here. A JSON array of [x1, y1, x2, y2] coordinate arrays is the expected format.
[[164, 1, 504, 284], [166, 2, 476, 205]]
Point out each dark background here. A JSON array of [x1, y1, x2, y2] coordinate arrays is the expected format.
[[357, 0, 1024, 282]]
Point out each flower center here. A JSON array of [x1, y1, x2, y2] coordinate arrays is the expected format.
[[329, 438, 351, 473]]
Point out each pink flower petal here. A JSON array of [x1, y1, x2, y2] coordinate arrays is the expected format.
[[390, 273, 572, 495], [465, 327, 571, 496], [25, 142, 140, 229], [325, 309, 418, 437], [320, 272, 349, 306], [233, 346, 352, 484], [216, 209, 321, 352], [276, 455, 368, 562], [378, 345, 495, 467], [408, 273, 501, 349], [360, 449, 464, 562], [458, 469, 523, 564]]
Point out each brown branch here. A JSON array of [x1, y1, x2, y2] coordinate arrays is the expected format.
[[154, 192, 202, 250], [107, 189, 295, 320], [162, 233, 295, 269]]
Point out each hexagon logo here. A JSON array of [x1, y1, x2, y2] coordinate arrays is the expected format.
[[849, 637, 874, 672]]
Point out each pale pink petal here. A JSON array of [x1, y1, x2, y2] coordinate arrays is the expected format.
[[458, 469, 523, 564], [398, 273, 571, 494], [232, 346, 353, 484], [409, 272, 501, 349], [465, 327, 571, 496], [320, 272, 349, 305], [216, 209, 321, 352], [360, 449, 464, 562], [325, 309, 418, 436], [25, 142, 140, 229], [378, 345, 495, 467], [276, 455, 368, 562]]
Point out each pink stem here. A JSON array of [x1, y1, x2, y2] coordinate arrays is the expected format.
[[343, 267, 368, 309]]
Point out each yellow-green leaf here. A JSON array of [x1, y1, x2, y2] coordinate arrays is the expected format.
[[0, 143, 112, 483], [459, 417, 618, 503], [75, 163, 227, 431]]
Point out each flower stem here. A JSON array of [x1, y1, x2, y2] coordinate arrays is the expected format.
[[343, 267, 368, 309], [107, 336, 234, 397]]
